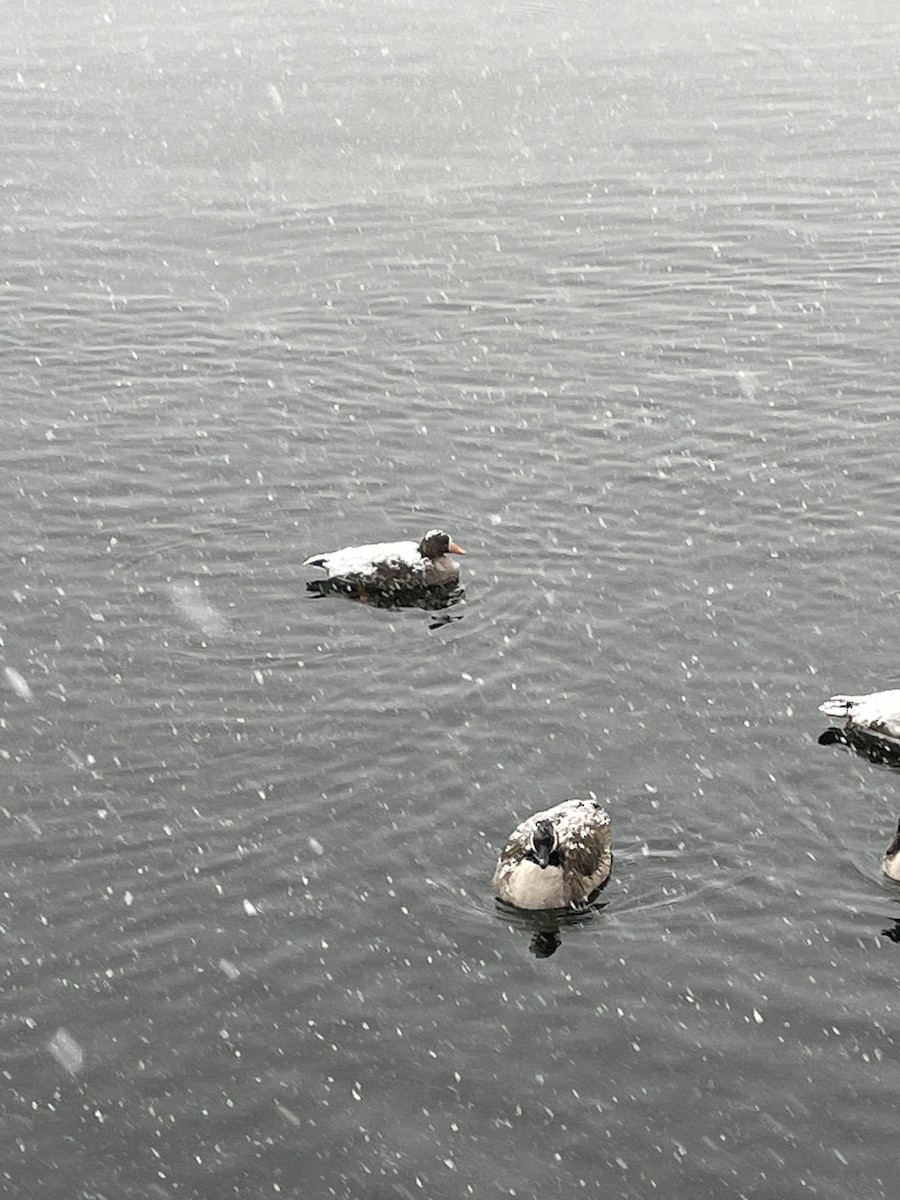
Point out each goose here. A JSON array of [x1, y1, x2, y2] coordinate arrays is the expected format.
[[303, 529, 465, 600], [884, 819, 900, 882], [818, 690, 900, 742], [493, 798, 612, 910]]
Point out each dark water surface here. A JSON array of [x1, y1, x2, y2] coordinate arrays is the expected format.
[[4, 1, 900, 1196]]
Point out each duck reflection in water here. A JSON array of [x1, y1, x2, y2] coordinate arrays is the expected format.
[[494, 897, 611, 958], [817, 724, 900, 769], [307, 576, 465, 613]]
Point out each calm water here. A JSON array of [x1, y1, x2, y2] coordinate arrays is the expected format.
[[4, 1, 900, 1196]]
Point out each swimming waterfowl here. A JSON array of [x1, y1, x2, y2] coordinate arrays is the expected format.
[[493, 798, 612, 910], [303, 529, 465, 600], [884, 819, 900, 882], [884, 821, 900, 881], [818, 690, 900, 742]]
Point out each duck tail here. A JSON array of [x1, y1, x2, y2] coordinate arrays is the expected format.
[[303, 554, 328, 570], [818, 695, 864, 718]]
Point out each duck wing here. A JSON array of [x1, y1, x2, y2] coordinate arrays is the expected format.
[[555, 800, 612, 882], [494, 819, 533, 870]]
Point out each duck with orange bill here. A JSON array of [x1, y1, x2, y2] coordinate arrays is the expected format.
[[304, 528, 466, 605]]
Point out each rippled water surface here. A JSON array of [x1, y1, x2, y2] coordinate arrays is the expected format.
[[4, 1, 900, 1196]]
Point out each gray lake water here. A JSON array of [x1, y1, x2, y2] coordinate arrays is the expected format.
[[4, 0, 900, 1196]]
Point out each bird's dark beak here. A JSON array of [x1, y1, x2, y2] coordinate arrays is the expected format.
[[449, 541, 465, 555], [535, 844, 551, 869]]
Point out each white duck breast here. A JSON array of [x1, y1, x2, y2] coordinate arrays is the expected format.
[[493, 798, 612, 910], [819, 689, 900, 741]]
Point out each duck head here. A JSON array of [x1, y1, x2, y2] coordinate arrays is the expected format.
[[529, 819, 559, 869], [418, 529, 466, 560]]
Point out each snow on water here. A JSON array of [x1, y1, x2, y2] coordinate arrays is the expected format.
[[274, 1100, 302, 1128], [47, 1028, 84, 1076], [3, 665, 33, 702], [18, 814, 42, 837], [167, 580, 228, 638]]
